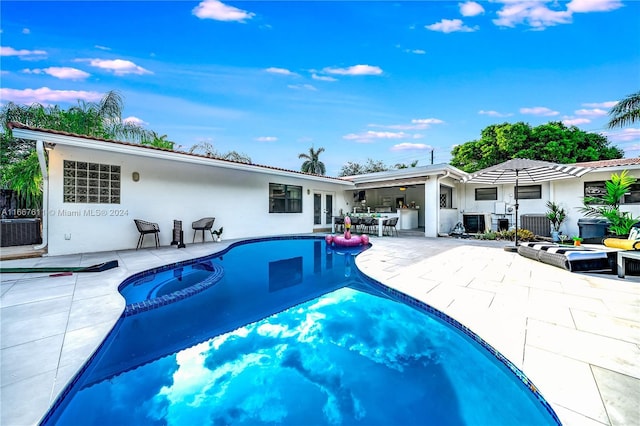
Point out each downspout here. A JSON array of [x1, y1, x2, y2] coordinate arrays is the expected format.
[[34, 140, 48, 250]]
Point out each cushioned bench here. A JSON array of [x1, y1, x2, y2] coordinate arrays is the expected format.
[[517, 242, 616, 272]]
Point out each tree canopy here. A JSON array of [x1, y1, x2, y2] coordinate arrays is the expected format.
[[188, 142, 252, 164], [450, 121, 623, 173], [338, 159, 389, 177], [298, 146, 326, 175], [608, 90, 640, 128]]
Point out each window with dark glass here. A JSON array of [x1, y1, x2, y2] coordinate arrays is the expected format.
[[624, 183, 640, 204], [516, 185, 541, 199], [586, 181, 640, 204], [475, 187, 497, 201], [440, 185, 452, 208], [269, 183, 302, 213], [63, 160, 120, 203]]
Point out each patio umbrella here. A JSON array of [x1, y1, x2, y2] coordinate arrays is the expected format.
[[463, 158, 591, 247]]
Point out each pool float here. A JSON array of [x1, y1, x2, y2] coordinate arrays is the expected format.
[[326, 216, 370, 247]]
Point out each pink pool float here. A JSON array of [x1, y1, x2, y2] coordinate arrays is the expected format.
[[325, 216, 369, 247]]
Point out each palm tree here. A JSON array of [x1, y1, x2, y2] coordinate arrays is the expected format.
[[0, 90, 151, 210], [608, 90, 640, 128], [298, 146, 326, 175]]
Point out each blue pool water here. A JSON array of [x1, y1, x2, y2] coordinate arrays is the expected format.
[[42, 237, 560, 425]]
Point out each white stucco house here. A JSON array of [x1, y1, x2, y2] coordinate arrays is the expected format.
[[8, 123, 640, 256]]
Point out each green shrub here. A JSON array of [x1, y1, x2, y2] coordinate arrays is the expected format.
[[495, 229, 534, 241]]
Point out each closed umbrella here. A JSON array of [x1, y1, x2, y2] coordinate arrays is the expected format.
[[463, 158, 591, 247]]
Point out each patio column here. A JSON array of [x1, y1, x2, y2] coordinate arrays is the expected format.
[[424, 177, 439, 237]]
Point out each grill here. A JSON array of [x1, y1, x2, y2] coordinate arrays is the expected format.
[[520, 215, 551, 237]]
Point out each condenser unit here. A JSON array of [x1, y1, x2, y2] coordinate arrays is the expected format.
[[520, 214, 551, 237]]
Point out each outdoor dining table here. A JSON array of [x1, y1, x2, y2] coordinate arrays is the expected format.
[[331, 215, 391, 237]]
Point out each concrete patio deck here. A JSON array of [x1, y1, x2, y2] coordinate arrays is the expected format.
[[1, 235, 639, 425]]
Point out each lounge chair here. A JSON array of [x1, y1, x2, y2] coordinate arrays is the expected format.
[[517, 241, 615, 272]]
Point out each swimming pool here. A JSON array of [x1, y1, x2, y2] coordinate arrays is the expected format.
[[42, 237, 560, 425]]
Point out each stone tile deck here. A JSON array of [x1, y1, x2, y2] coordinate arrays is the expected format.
[[1, 235, 639, 425]]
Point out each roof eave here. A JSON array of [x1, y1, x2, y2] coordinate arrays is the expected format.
[[11, 127, 354, 186]]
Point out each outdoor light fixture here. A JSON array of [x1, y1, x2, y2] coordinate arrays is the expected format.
[[132, 171, 140, 182], [399, 187, 407, 191], [44, 142, 56, 150]]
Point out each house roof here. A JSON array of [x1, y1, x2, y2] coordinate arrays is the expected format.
[[342, 163, 468, 188], [573, 157, 640, 169], [7, 122, 353, 185]]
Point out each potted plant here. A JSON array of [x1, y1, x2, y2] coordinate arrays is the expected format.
[[572, 236, 583, 246], [211, 226, 224, 242], [545, 201, 567, 242]]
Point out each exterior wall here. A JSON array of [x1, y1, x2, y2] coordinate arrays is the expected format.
[[552, 169, 640, 237], [46, 145, 350, 255], [458, 168, 640, 236]]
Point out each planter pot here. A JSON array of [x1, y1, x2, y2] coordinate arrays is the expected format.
[[551, 231, 560, 242], [574, 240, 581, 246]]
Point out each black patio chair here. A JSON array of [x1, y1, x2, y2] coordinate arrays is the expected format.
[[383, 217, 399, 237], [192, 217, 215, 242], [134, 219, 160, 249]]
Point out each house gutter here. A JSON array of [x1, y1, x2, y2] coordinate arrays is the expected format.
[[34, 139, 48, 251]]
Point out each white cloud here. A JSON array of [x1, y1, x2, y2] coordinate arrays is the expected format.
[[582, 100, 617, 108], [562, 117, 591, 126], [479, 110, 513, 117], [602, 128, 640, 142], [192, 0, 254, 22], [22, 66, 90, 80], [404, 48, 426, 55], [411, 118, 444, 125], [520, 106, 559, 116], [95, 45, 112, 51], [265, 67, 296, 76], [567, 0, 623, 13], [22, 28, 30, 35], [87, 59, 152, 76], [123, 116, 147, 126], [459, 1, 485, 17], [574, 108, 608, 117], [287, 84, 316, 91], [256, 136, 278, 142], [425, 19, 476, 33], [324, 65, 383, 76], [311, 73, 337, 82], [343, 131, 411, 143], [1, 46, 47, 57], [391, 143, 433, 151], [369, 118, 444, 131], [0, 87, 102, 104], [493, 1, 572, 29]]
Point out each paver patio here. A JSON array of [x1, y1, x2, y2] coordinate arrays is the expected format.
[[1, 235, 639, 425]]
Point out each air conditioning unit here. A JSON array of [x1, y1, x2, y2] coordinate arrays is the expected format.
[[520, 214, 551, 237], [463, 213, 492, 233]]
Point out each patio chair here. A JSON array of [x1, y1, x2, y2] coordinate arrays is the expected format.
[[383, 217, 398, 237], [134, 219, 160, 249], [192, 217, 215, 243]]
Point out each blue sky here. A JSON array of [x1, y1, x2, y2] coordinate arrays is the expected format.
[[1, 0, 639, 175]]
